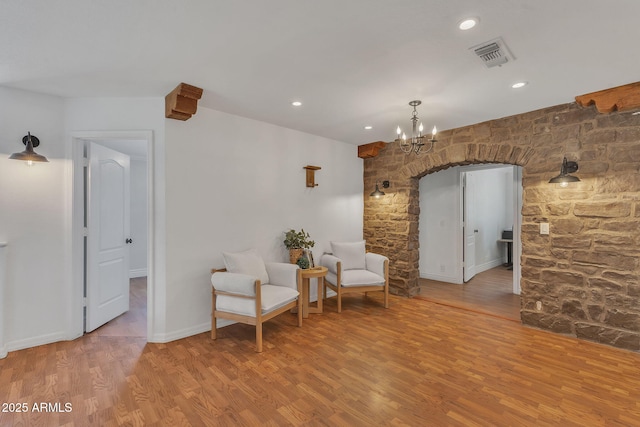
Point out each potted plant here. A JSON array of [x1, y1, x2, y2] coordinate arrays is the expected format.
[[283, 228, 315, 265]]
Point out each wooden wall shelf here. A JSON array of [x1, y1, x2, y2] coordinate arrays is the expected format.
[[303, 165, 321, 187]]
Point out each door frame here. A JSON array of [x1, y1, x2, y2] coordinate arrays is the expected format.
[[462, 171, 477, 282], [70, 130, 155, 339]]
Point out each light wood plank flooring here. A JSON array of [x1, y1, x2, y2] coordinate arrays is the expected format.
[[2, 291, 640, 426], [418, 266, 520, 321]]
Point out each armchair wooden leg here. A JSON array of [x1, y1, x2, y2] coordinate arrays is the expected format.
[[384, 286, 389, 309], [337, 288, 342, 313], [211, 292, 217, 340], [256, 323, 263, 353], [297, 297, 303, 327]]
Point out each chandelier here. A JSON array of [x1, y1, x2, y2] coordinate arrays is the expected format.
[[395, 100, 437, 155]]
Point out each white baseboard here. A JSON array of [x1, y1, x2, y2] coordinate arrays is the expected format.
[[475, 258, 504, 274], [5, 331, 68, 355], [0, 345, 6, 359], [420, 271, 461, 284], [148, 321, 212, 343], [130, 268, 147, 278]]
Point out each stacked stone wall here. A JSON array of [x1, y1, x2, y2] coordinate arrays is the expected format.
[[363, 102, 640, 351]]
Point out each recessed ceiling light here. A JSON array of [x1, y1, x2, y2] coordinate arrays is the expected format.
[[458, 18, 478, 30], [364, 126, 373, 130], [511, 81, 528, 89], [291, 101, 302, 107]]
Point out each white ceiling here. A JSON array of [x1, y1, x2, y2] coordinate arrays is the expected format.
[[2, 0, 639, 145]]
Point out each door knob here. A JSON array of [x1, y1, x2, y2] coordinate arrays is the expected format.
[[126, 238, 133, 244]]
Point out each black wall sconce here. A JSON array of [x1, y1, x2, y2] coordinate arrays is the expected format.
[[370, 180, 390, 198], [549, 157, 579, 187], [9, 132, 49, 166]]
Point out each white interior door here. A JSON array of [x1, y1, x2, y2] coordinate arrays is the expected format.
[[86, 142, 131, 332], [463, 172, 477, 282]]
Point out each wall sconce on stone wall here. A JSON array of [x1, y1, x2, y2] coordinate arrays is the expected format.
[[370, 180, 390, 198], [549, 157, 580, 187]]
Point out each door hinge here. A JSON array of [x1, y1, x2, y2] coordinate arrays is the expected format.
[[83, 227, 88, 236], [82, 157, 89, 167], [83, 297, 87, 307]]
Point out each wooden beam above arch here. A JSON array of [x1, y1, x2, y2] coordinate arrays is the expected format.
[[575, 81, 640, 113], [358, 141, 387, 159]]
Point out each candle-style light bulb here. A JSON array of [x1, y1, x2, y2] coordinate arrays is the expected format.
[[418, 122, 424, 136], [396, 126, 401, 139], [432, 126, 437, 137], [402, 132, 407, 141]]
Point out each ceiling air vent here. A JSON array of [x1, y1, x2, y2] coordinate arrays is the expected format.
[[470, 37, 514, 68]]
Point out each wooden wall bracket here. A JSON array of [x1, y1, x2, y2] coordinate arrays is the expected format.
[[575, 81, 640, 113], [358, 141, 387, 159], [165, 82, 204, 121], [303, 165, 321, 187]]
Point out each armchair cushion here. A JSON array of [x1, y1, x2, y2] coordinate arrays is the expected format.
[[327, 269, 385, 288], [320, 253, 340, 275], [211, 272, 257, 296], [365, 252, 388, 278], [222, 249, 269, 285], [330, 240, 366, 270], [265, 262, 299, 289], [216, 285, 299, 317]]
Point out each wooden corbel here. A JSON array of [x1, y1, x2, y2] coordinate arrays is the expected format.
[[575, 81, 640, 113], [358, 141, 386, 159], [165, 83, 204, 120]]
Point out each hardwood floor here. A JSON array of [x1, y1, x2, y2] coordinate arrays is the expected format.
[[2, 291, 640, 426], [418, 266, 521, 321]]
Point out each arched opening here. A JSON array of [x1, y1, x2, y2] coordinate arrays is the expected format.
[[417, 163, 523, 319]]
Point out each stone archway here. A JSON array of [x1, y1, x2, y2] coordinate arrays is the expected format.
[[362, 101, 640, 351]]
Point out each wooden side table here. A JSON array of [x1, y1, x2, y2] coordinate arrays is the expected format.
[[300, 266, 328, 318]]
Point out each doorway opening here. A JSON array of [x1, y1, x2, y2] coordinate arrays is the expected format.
[[417, 163, 522, 320], [71, 131, 154, 340]]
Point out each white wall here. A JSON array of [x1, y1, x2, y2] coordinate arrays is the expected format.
[[0, 87, 68, 353], [419, 165, 513, 283], [164, 107, 363, 339], [419, 166, 461, 282]]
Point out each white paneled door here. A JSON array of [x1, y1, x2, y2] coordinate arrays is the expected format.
[[86, 142, 131, 332], [463, 172, 477, 282]]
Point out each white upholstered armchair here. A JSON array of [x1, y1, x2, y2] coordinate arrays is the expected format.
[[211, 249, 302, 352], [320, 241, 389, 313]]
